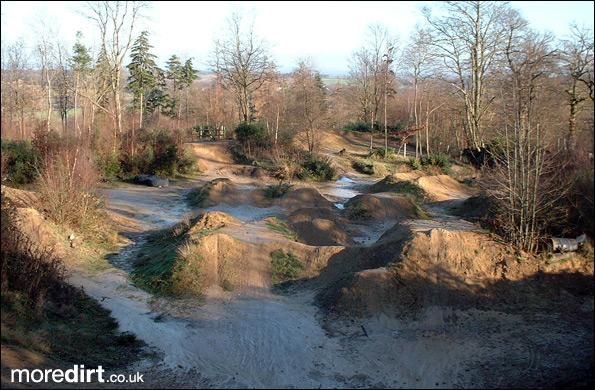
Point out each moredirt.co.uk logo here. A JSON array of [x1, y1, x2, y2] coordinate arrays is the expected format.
[[11, 365, 144, 384]]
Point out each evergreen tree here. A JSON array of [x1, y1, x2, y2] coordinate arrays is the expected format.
[[181, 58, 198, 123], [127, 31, 158, 127], [70, 32, 92, 134], [166, 54, 183, 93]]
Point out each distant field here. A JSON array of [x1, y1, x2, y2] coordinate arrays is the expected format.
[[322, 77, 349, 87]]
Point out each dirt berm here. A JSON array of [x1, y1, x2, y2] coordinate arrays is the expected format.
[[316, 223, 594, 317]]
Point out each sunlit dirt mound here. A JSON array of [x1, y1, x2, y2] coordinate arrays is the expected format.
[[1, 186, 40, 209], [1, 186, 67, 258], [276, 187, 334, 211], [288, 208, 354, 246], [344, 193, 417, 221], [416, 175, 473, 201], [187, 142, 234, 173], [171, 228, 344, 295], [139, 210, 345, 295], [318, 225, 594, 317], [187, 211, 241, 234], [382, 173, 473, 201]]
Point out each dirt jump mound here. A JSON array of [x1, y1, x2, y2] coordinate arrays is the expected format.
[[277, 187, 334, 211], [344, 193, 417, 221], [288, 208, 354, 246], [187, 178, 242, 208], [318, 224, 593, 317], [375, 173, 473, 202]]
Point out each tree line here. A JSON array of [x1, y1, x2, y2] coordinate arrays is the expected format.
[[1, 1, 593, 252]]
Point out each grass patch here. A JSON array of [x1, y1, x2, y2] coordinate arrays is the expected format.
[[369, 176, 427, 203], [131, 219, 218, 296], [264, 182, 292, 199], [265, 217, 298, 241], [270, 249, 304, 284]]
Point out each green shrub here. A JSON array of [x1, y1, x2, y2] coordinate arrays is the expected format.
[[264, 182, 292, 199], [408, 158, 422, 170], [119, 128, 196, 178], [96, 153, 121, 182], [343, 121, 373, 132], [0, 140, 40, 185], [368, 147, 396, 160], [352, 159, 375, 175], [298, 154, 336, 181], [421, 153, 451, 171], [234, 122, 266, 143], [270, 249, 304, 284]]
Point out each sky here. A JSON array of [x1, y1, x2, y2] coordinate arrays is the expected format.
[[1, 1, 594, 76]]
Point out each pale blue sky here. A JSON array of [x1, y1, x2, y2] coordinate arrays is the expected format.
[[1, 1, 593, 75]]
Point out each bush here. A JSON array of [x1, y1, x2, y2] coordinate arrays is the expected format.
[[343, 121, 380, 133], [421, 153, 451, 171], [264, 182, 292, 199], [37, 149, 106, 234], [96, 153, 121, 182], [298, 154, 336, 181], [344, 121, 372, 132], [408, 158, 422, 170], [352, 159, 375, 175], [234, 122, 268, 157], [0, 140, 40, 185], [120, 128, 196, 178]]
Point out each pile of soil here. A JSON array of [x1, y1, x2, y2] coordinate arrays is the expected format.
[[187, 211, 240, 236], [187, 142, 234, 173], [344, 193, 416, 221], [416, 175, 473, 201], [1, 186, 40, 209], [288, 208, 353, 246], [380, 173, 474, 202], [172, 229, 344, 295], [318, 224, 594, 317], [277, 187, 333, 211]]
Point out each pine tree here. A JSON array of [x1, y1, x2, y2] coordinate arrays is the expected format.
[[181, 58, 198, 124], [70, 32, 92, 135], [166, 55, 183, 94], [127, 31, 158, 128]]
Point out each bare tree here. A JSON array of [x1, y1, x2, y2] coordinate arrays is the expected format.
[[485, 13, 563, 252], [402, 27, 434, 157], [424, 1, 510, 151], [288, 60, 328, 153], [86, 1, 144, 146], [4, 40, 30, 139], [349, 24, 394, 150], [561, 24, 594, 150], [37, 26, 56, 134], [212, 12, 273, 123]]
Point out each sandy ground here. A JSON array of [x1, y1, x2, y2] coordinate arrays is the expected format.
[[62, 141, 592, 388]]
